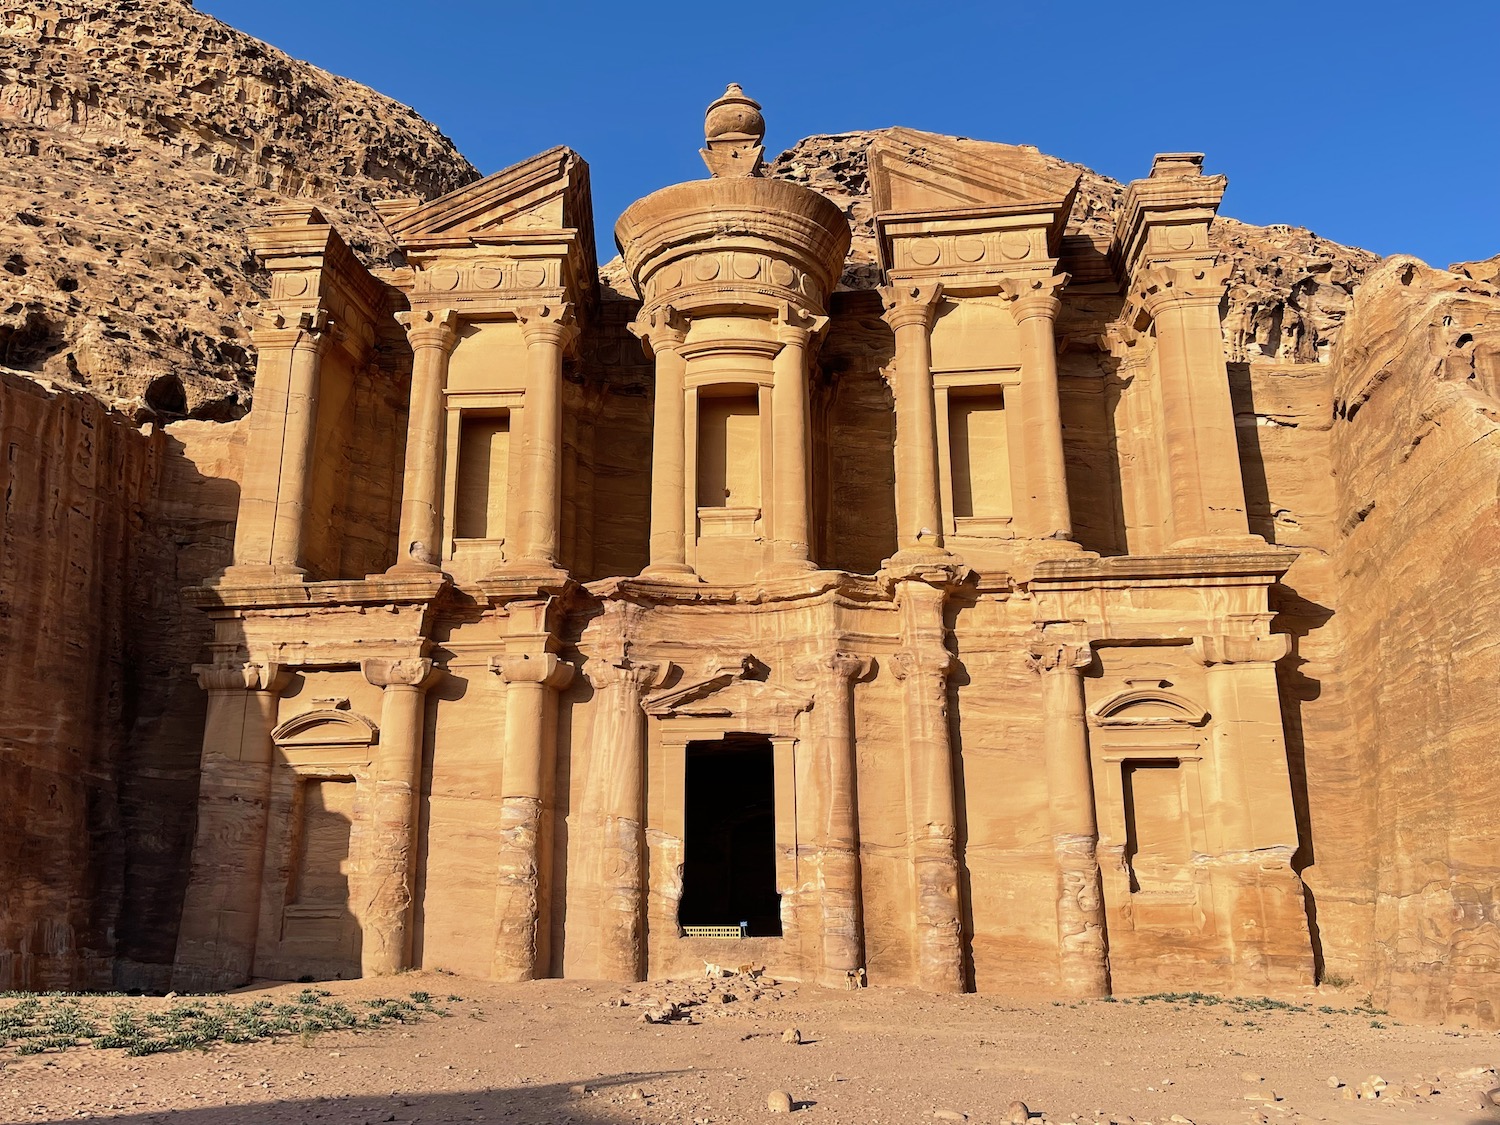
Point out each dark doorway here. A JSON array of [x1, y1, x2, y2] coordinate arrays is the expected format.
[[679, 736, 782, 937]]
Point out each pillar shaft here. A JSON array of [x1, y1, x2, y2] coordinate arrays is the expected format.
[[392, 309, 458, 571], [1005, 277, 1073, 541], [809, 652, 870, 987], [172, 662, 288, 991], [1141, 270, 1251, 547], [268, 329, 327, 573], [588, 656, 664, 981], [893, 580, 964, 992], [492, 651, 573, 981], [880, 284, 945, 556], [635, 309, 692, 577], [1029, 640, 1110, 996], [360, 657, 438, 976], [771, 320, 815, 572], [513, 304, 576, 571]]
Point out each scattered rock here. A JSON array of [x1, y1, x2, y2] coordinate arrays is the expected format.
[[1006, 1100, 1031, 1123], [933, 1111, 966, 1122], [1241, 1071, 1264, 1083], [767, 1090, 794, 1114], [782, 1027, 802, 1045]]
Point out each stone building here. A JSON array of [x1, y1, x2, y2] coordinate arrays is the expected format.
[[171, 87, 1314, 997]]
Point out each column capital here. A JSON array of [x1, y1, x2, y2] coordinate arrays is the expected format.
[[629, 304, 689, 357], [1191, 634, 1289, 667], [247, 308, 330, 353], [998, 272, 1069, 322], [889, 648, 957, 682], [1133, 260, 1232, 318], [1024, 638, 1094, 675], [361, 656, 441, 691], [878, 281, 943, 332], [193, 660, 291, 694], [589, 654, 673, 693], [516, 302, 579, 351], [775, 303, 828, 347], [794, 651, 874, 683], [395, 307, 460, 352], [491, 651, 576, 691]]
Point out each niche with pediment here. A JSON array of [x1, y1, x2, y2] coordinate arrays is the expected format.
[[258, 705, 380, 980], [642, 658, 811, 963], [1087, 683, 1211, 926]]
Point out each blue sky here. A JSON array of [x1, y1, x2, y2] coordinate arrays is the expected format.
[[198, 0, 1497, 269]]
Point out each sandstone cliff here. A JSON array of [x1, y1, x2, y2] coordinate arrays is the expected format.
[[1323, 257, 1500, 1024], [0, 0, 477, 418]]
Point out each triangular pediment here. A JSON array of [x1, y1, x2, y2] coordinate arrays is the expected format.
[[869, 127, 1080, 217], [379, 146, 593, 246]]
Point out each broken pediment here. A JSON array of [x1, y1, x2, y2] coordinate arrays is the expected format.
[[1088, 690, 1209, 729], [644, 657, 811, 724], [377, 146, 595, 253], [271, 708, 379, 748], [868, 128, 1081, 219]]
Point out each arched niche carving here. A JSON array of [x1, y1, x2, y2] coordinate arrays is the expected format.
[[1088, 689, 1208, 729]]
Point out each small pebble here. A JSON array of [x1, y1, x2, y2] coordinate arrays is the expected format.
[[933, 1112, 967, 1122]]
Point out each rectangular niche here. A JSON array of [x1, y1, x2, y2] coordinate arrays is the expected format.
[[1121, 760, 1193, 895], [455, 411, 510, 541], [949, 388, 1011, 522], [696, 389, 760, 520]]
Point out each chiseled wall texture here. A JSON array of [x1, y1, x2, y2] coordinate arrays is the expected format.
[[1323, 258, 1500, 1024], [0, 373, 242, 989]]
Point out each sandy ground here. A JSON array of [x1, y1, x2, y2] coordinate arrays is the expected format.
[[1, 972, 1497, 1125]]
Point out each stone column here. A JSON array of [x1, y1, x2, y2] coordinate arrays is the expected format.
[[512, 303, 578, 572], [587, 653, 668, 981], [491, 649, 574, 980], [1138, 263, 1252, 548], [803, 651, 873, 988], [1026, 638, 1110, 997], [172, 661, 290, 991], [632, 307, 694, 577], [359, 656, 441, 976], [1002, 274, 1073, 542], [892, 579, 965, 991], [770, 310, 821, 573], [391, 308, 459, 571], [880, 283, 946, 557]]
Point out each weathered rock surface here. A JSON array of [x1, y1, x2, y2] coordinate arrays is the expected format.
[[1323, 257, 1500, 1025], [0, 0, 476, 417]]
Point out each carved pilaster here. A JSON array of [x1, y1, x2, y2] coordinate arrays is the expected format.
[[631, 306, 695, 579], [998, 272, 1073, 541], [889, 636, 965, 992], [489, 647, 575, 981], [173, 659, 295, 992], [794, 651, 874, 987], [587, 652, 671, 981], [507, 303, 577, 573], [358, 655, 441, 976], [1025, 635, 1109, 996], [390, 308, 459, 571], [880, 283, 947, 557]]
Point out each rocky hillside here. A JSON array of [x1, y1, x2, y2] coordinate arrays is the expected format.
[[0, 0, 478, 418]]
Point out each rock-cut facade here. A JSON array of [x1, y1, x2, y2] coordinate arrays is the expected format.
[[171, 87, 1321, 997]]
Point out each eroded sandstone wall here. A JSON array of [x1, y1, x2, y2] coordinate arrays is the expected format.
[[1322, 258, 1500, 1024], [0, 372, 243, 988]]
